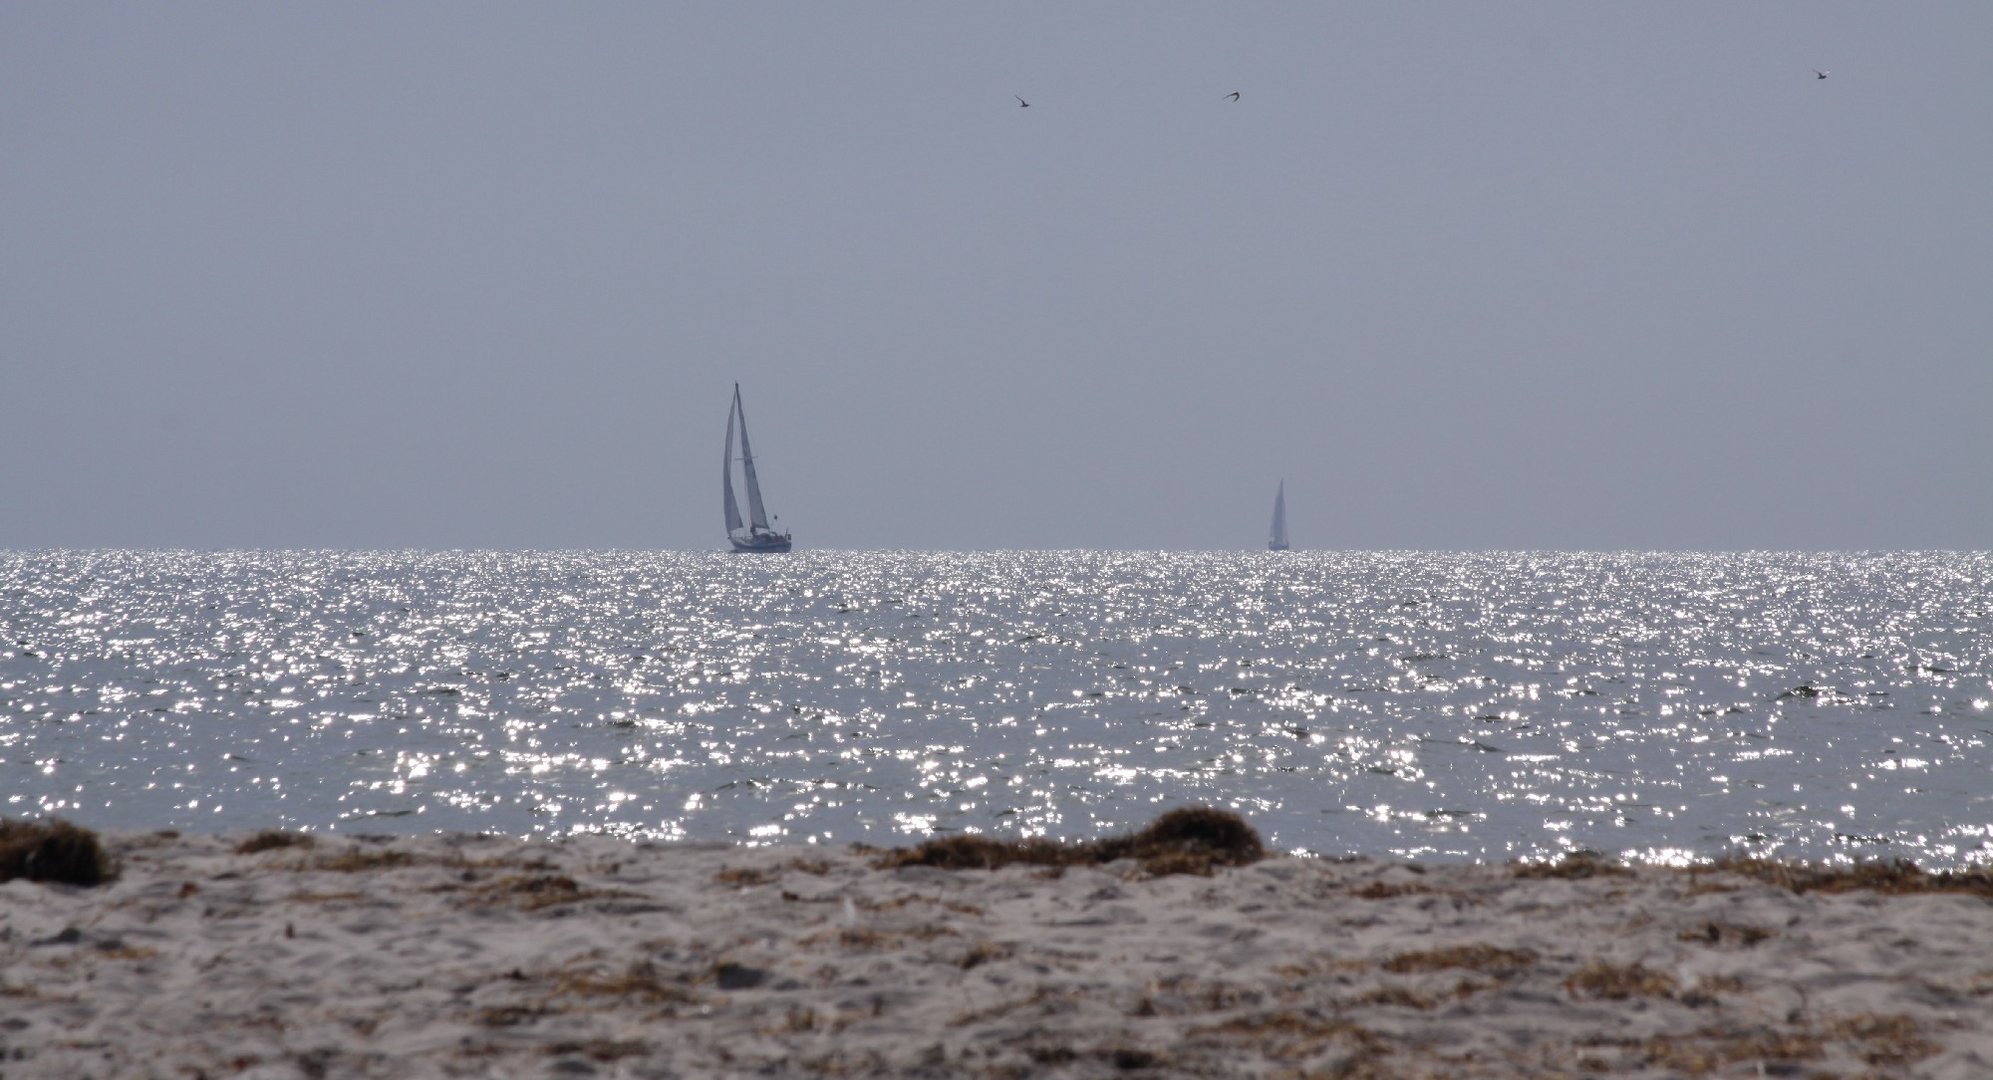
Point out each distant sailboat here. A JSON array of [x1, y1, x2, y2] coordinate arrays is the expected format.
[[1267, 480, 1290, 551], [722, 383, 793, 553]]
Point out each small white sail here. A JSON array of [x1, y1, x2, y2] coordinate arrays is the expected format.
[[1268, 480, 1290, 551]]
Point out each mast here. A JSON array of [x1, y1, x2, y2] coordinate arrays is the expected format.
[[734, 384, 772, 532]]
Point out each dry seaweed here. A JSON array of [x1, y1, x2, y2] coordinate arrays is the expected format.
[[1678, 920, 1774, 948], [875, 806, 1265, 877], [456, 873, 634, 912], [234, 830, 315, 855], [1349, 880, 1438, 900], [1510, 850, 1633, 880], [549, 961, 705, 1007], [1612, 1012, 1936, 1075], [714, 866, 777, 887], [1382, 944, 1539, 975], [1563, 960, 1679, 1000], [0, 818, 115, 886], [1708, 856, 1993, 900], [314, 848, 423, 873]]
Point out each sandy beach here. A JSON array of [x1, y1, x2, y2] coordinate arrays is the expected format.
[[4, 821, 1992, 1079]]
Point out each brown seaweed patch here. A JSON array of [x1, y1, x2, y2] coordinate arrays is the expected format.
[[1709, 856, 1993, 899], [314, 848, 424, 873], [1192, 1011, 1388, 1062], [1012, 1043, 1173, 1073], [1678, 920, 1774, 948], [1680, 974, 1748, 1007], [763, 1005, 827, 1035], [799, 923, 959, 951], [1830, 1012, 1938, 1067], [858, 893, 985, 917], [1348, 880, 1438, 900], [235, 830, 315, 855], [715, 866, 777, 888], [0, 818, 115, 886], [1350, 985, 1436, 1010], [1510, 850, 1633, 880], [551, 961, 705, 1008], [958, 940, 1012, 969], [1613, 1013, 1934, 1074], [1563, 960, 1679, 1000], [1132, 975, 1264, 1017], [875, 834, 1071, 872], [1620, 1027, 1826, 1074], [286, 890, 367, 904], [950, 985, 1084, 1026], [461, 873, 633, 912], [303, 843, 550, 877], [1382, 944, 1538, 975], [876, 806, 1265, 877], [544, 1040, 650, 1063], [478, 1004, 557, 1027]]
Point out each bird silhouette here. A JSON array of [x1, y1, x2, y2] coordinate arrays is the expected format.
[[1814, 69, 1830, 79], [1227, 91, 1240, 101], [1015, 95, 1030, 107]]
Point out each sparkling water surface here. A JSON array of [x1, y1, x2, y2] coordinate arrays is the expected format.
[[2, 551, 1989, 867]]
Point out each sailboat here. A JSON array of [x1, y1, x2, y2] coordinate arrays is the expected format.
[[1267, 480, 1290, 551], [722, 383, 793, 553]]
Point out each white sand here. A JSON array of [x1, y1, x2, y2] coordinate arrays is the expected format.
[[4, 830, 1992, 1078]]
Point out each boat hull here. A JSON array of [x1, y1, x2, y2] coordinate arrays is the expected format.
[[728, 534, 793, 553]]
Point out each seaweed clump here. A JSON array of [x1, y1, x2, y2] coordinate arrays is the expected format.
[[0, 818, 116, 886], [235, 829, 316, 855], [1708, 856, 1993, 900], [1511, 850, 1633, 880], [876, 806, 1266, 877]]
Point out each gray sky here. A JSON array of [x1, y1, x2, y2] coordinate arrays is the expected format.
[[5, 3, 1988, 551]]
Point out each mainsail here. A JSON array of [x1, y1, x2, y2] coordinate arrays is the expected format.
[[722, 395, 744, 534], [1268, 480, 1290, 551], [734, 385, 771, 531]]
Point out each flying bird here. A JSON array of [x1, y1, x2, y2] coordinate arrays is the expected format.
[[1814, 69, 1830, 79], [1015, 95, 1030, 107], [1227, 91, 1240, 101]]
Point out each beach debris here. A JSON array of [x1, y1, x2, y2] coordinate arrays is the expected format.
[[234, 829, 315, 855], [1563, 959, 1678, 1000], [0, 818, 116, 886], [1383, 944, 1539, 975], [1706, 856, 1993, 899], [1512, 850, 1633, 880], [875, 805, 1266, 877]]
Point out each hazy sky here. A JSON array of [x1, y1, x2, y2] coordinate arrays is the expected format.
[[5, 3, 1988, 550]]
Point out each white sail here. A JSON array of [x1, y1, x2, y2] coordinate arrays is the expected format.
[[722, 393, 744, 533], [734, 384, 772, 532], [1268, 480, 1289, 551]]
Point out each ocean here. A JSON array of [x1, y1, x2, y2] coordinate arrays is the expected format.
[[2, 551, 1988, 868]]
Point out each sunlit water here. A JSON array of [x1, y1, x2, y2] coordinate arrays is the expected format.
[[2, 551, 1989, 867]]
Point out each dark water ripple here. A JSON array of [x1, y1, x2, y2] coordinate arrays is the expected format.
[[2, 551, 1988, 867]]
